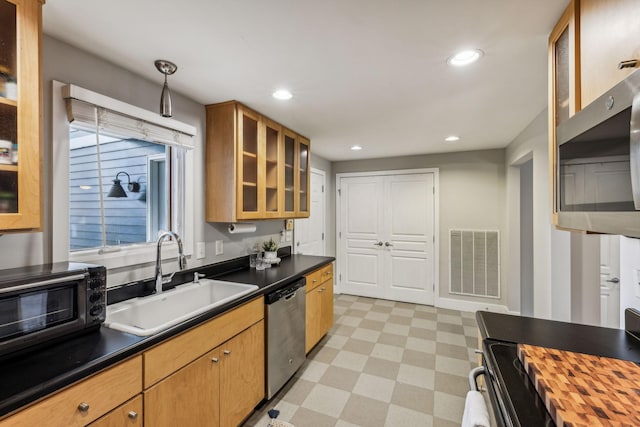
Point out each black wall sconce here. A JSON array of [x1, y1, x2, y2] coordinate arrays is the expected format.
[[107, 171, 141, 198]]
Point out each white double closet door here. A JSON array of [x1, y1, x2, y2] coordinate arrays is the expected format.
[[337, 170, 436, 305]]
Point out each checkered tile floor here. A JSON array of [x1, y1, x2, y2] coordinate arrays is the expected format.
[[244, 294, 480, 427]]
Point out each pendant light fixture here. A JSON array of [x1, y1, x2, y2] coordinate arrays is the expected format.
[[107, 171, 141, 198], [155, 59, 177, 117]]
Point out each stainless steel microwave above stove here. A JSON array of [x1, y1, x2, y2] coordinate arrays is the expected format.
[[556, 68, 640, 237], [0, 262, 106, 357]]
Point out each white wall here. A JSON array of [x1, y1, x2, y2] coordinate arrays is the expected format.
[[620, 236, 640, 327], [0, 36, 333, 287], [505, 109, 576, 319], [333, 149, 508, 310]]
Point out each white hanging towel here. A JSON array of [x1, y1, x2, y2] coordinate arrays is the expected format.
[[461, 390, 490, 427]]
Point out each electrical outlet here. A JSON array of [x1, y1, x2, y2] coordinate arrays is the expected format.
[[215, 240, 223, 255], [196, 242, 206, 259]]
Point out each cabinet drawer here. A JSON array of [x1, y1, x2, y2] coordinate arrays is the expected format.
[[87, 395, 143, 427], [305, 263, 333, 292], [0, 356, 142, 427], [144, 297, 264, 388]]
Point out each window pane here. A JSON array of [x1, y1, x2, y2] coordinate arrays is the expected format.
[[69, 126, 168, 251]]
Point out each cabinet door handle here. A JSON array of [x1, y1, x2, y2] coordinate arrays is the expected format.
[[312, 279, 318, 283], [224, 350, 231, 355], [619, 59, 640, 69], [128, 411, 138, 420], [211, 357, 219, 363], [77, 402, 90, 413]]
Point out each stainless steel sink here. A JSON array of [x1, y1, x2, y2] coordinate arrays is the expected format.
[[104, 279, 258, 336]]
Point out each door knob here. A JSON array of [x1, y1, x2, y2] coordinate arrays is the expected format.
[[373, 241, 383, 246], [385, 242, 393, 247], [606, 277, 620, 283]]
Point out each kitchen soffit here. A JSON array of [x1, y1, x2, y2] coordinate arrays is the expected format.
[[42, 0, 570, 161]]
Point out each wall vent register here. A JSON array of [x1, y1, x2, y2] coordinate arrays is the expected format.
[[449, 229, 500, 298]]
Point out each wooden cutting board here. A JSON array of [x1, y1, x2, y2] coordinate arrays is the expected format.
[[518, 344, 640, 427]]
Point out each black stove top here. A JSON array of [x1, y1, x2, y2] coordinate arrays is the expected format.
[[483, 340, 555, 427]]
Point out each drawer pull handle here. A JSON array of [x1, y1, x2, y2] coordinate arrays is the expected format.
[[224, 350, 231, 355], [77, 402, 90, 413], [128, 411, 138, 420], [319, 288, 325, 293], [312, 279, 317, 283], [212, 357, 219, 363]]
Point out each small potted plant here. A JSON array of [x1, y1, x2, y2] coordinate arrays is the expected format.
[[262, 238, 278, 260]]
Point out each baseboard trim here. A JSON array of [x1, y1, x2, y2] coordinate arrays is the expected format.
[[436, 297, 512, 314]]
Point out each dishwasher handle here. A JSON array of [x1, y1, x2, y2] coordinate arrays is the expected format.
[[265, 278, 306, 304]]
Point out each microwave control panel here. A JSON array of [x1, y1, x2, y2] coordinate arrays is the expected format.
[[86, 267, 107, 324]]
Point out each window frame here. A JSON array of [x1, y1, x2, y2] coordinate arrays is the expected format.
[[51, 81, 195, 275]]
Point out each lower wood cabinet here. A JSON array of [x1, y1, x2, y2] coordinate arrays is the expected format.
[[220, 320, 265, 427], [0, 356, 142, 427], [87, 395, 143, 427], [305, 263, 334, 353], [144, 348, 221, 427], [144, 320, 264, 427], [0, 298, 265, 427]]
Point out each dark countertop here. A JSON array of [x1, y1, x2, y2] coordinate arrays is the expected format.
[[214, 254, 335, 291], [477, 310, 640, 362], [0, 254, 334, 418]]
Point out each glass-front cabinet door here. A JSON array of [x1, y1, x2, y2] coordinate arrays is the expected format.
[[263, 118, 281, 218], [296, 136, 310, 216], [283, 129, 296, 217], [236, 106, 260, 219], [0, 0, 41, 231]]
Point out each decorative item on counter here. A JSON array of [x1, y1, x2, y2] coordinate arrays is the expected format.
[[261, 238, 281, 265], [262, 238, 278, 260], [0, 140, 12, 164]]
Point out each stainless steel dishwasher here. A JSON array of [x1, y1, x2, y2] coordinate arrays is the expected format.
[[265, 278, 306, 399]]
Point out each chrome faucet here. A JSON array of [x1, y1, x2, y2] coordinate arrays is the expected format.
[[155, 231, 187, 294]]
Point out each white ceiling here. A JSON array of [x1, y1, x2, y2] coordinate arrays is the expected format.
[[42, 0, 569, 161]]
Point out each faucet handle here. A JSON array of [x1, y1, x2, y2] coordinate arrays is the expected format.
[[194, 272, 206, 283], [179, 254, 187, 270]]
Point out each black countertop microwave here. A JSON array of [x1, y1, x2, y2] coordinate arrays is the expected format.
[[557, 68, 640, 238], [0, 262, 106, 358]]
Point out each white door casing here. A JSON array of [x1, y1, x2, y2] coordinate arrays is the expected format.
[[294, 168, 326, 256], [337, 169, 438, 305]]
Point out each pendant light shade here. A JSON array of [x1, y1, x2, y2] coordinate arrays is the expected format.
[[155, 60, 177, 118]]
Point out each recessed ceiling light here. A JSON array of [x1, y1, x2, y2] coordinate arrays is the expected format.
[[351, 145, 363, 151], [445, 135, 460, 142], [447, 49, 483, 67], [272, 89, 293, 100]]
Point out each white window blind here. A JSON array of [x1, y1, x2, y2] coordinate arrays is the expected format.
[[62, 84, 196, 149]]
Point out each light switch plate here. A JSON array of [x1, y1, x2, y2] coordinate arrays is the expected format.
[[196, 242, 205, 259], [215, 240, 223, 255]]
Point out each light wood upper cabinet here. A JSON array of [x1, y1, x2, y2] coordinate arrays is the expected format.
[[206, 101, 310, 222], [549, 0, 580, 222], [580, 0, 640, 107], [0, 0, 42, 232]]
